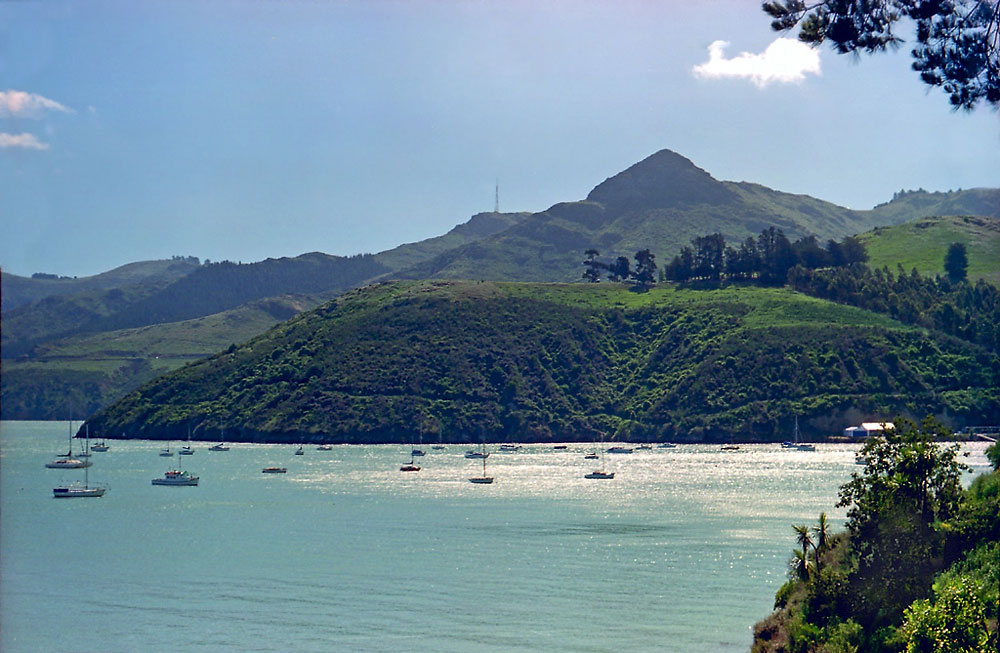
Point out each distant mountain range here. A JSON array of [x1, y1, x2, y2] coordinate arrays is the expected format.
[[3, 148, 998, 419]]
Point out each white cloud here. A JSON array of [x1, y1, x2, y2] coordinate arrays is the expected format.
[[0, 90, 74, 118], [0, 132, 50, 150], [692, 38, 821, 88]]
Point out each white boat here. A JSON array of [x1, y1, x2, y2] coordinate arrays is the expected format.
[[316, 444, 333, 451], [46, 422, 91, 468], [657, 442, 676, 449], [637, 443, 652, 450], [53, 457, 106, 498], [46, 456, 91, 469], [179, 426, 194, 455], [469, 455, 494, 484], [151, 470, 199, 486], [209, 427, 230, 450], [585, 445, 615, 479], [606, 446, 633, 454], [790, 416, 815, 451], [90, 441, 109, 452], [464, 444, 489, 459]]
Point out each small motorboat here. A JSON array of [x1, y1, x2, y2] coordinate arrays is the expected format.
[[316, 444, 333, 451], [262, 467, 287, 474], [584, 452, 599, 460], [657, 443, 676, 449], [90, 442, 110, 452], [553, 445, 568, 450], [410, 449, 425, 457], [400, 463, 421, 472], [585, 470, 615, 479], [606, 446, 633, 454]]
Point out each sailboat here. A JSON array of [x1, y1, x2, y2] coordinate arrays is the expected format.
[[468, 454, 494, 484], [464, 441, 489, 459], [46, 421, 92, 469], [209, 427, 230, 451], [585, 440, 614, 479], [53, 455, 106, 498], [179, 426, 194, 455], [400, 454, 421, 472], [159, 442, 173, 456], [792, 416, 815, 451]]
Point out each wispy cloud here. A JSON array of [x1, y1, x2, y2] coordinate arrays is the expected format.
[[692, 38, 821, 88], [0, 90, 74, 118], [0, 132, 50, 150]]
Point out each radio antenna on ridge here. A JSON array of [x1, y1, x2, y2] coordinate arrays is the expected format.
[[494, 179, 500, 213]]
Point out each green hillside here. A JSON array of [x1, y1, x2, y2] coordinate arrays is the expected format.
[[858, 215, 1000, 285], [0, 256, 202, 312], [84, 280, 999, 444], [374, 211, 531, 271], [1, 296, 314, 419], [395, 150, 879, 282], [2, 252, 388, 358], [866, 187, 1000, 224]]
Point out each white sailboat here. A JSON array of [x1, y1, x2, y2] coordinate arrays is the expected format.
[[179, 426, 194, 455], [586, 441, 615, 479], [53, 454, 106, 498], [792, 416, 815, 451], [209, 427, 230, 451], [45, 421, 92, 469], [468, 454, 494, 484]]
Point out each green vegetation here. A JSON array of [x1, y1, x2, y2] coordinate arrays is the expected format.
[[752, 418, 999, 652], [1, 296, 312, 419], [84, 281, 999, 444], [857, 216, 1000, 286]]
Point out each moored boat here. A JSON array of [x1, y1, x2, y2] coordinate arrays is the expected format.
[[151, 470, 199, 486], [262, 467, 287, 474]]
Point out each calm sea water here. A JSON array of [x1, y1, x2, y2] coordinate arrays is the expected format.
[[1, 421, 991, 652]]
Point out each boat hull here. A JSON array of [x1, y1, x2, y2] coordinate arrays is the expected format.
[[53, 486, 105, 498]]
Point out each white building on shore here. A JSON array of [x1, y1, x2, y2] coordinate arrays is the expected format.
[[844, 422, 895, 439]]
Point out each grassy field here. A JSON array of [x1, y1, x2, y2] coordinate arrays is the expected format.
[[858, 215, 1000, 285]]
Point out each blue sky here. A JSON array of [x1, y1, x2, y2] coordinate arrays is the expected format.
[[2, 0, 998, 279]]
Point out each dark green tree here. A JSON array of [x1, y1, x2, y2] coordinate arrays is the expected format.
[[692, 234, 726, 281], [582, 249, 604, 283], [837, 417, 968, 629], [632, 249, 658, 288], [763, 0, 1000, 110], [944, 242, 969, 282], [608, 256, 631, 282]]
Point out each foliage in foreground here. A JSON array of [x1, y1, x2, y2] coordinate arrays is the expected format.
[[752, 418, 1000, 653]]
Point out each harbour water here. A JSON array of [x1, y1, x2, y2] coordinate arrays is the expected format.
[[1, 421, 992, 652]]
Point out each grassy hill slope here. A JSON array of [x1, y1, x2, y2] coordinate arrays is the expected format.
[[395, 150, 880, 282], [0, 257, 202, 312], [858, 215, 1000, 285], [84, 281, 999, 444], [1, 295, 315, 420]]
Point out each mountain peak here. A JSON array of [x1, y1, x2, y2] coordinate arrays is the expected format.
[[586, 149, 737, 210]]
